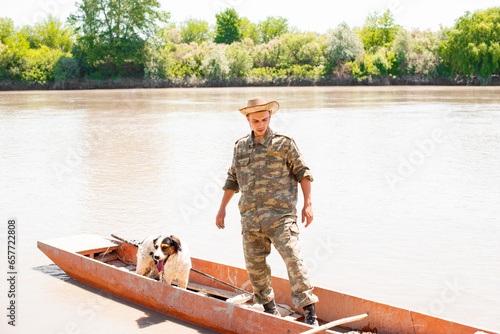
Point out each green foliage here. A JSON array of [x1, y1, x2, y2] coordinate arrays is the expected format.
[[53, 56, 80, 81], [240, 16, 291, 44], [247, 64, 322, 78], [392, 29, 440, 76], [252, 38, 283, 68], [258, 16, 291, 44], [278, 32, 324, 68], [179, 18, 212, 44], [68, 0, 170, 76], [325, 22, 364, 73], [392, 29, 411, 71], [169, 41, 213, 77], [2, 6, 500, 84], [201, 45, 229, 78], [225, 42, 252, 76], [214, 8, 242, 44], [358, 9, 400, 51], [439, 7, 500, 83], [21, 14, 73, 52], [240, 18, 259, 43], [20, 46, 66, 82], [0, 17, 15, 44], [0, 24, 70, 82], [349, 48, 396, 79], [0, 30, 28, 80], [143, 28, 174, 78]]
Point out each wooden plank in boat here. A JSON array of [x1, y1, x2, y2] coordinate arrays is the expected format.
[[42, 234, 120, 256], [187, 282, 241, 299], [96, 252, 118, 263]]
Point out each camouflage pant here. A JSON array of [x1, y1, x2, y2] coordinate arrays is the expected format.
[[242, 222, 319, 308]]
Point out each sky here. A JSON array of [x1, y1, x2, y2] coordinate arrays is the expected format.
[[2, 0, 499, 32]]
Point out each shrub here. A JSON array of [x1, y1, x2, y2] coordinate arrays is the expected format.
[[278, 32, 321, 67], [350, 48, 395, 78], [201, 45, 229, 79], [171, 42, 214, 77], [20, 46, 66, 82], [392, 29, 440, 76], [297, 40, 324, 67], [225, 42, 252, 77], [325, 22, 364, 73], [252, 38, 283, 68], [53, 56, 80, 81]]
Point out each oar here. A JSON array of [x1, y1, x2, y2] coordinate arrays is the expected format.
[[301, 313, 368, 334], [189, 267, 252, 295]]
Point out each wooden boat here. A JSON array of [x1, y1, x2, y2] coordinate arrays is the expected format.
[[38, 234, 495, 334]]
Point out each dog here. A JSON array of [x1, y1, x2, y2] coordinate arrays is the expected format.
[[136, 234, 191, 289], [153, 235, 191, 289], [136, 234, 162, 279]]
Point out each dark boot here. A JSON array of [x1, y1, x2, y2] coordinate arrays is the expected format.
[[303, 303, 319, 326], [263, 299, 280, 316]]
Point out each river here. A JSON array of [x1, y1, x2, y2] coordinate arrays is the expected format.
[[1, 86, 499, 333]]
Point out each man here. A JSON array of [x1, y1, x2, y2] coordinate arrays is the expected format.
[[215, 97, 319, 326]]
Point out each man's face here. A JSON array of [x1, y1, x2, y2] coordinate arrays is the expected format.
[[247, 110, 271, 137]]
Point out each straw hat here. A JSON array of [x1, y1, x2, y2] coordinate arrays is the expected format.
[[239, 97, 279, 116]]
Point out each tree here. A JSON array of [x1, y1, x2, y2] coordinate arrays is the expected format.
[[439, 7, 500, 83], [325, 22, 364, 70], [0, 17, 15, 44], [21, 15, 73, 52], [358, 9, 399, 51], [68, 0, 169, 76], [214, 8, 242, 44], [240, 17, 259, 43], [259, 16, 290, 44], [179, 18, 212, 44]]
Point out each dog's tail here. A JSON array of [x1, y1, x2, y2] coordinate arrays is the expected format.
[[111, 234, 141, 247]]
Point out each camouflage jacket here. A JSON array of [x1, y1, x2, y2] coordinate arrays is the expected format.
[[223, 128, 313, 231]]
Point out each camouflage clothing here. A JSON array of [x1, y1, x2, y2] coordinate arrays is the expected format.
[[223, 128, 314, 231], [223, 128, 318, 308], [243, 222, 319, 308]]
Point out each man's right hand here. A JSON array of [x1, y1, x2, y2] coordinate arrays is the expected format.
[[216, 189, 236, 229], [216, 208, 226, 229]]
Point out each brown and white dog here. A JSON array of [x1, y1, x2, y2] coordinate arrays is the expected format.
[[136, 234, 191, 289]]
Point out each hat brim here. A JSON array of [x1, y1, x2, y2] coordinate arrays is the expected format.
[[239, 101, 279, 116]]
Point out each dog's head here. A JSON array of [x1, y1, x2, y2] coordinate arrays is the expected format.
[[153, 235, 182, 272]]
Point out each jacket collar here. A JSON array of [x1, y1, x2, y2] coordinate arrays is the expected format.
[[250, 128, 273, 147]]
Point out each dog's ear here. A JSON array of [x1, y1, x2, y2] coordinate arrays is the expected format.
[[169, 235, 182, 252]]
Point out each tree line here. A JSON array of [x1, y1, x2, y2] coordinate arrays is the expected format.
[[0, 2, 499, 86]]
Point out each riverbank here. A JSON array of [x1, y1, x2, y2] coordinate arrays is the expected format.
[[1, 75, 499, 90]]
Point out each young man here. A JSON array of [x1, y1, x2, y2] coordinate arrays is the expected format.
[[215, 97, 319, 326]]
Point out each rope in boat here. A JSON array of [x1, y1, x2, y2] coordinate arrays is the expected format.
[[189, 268, 252, 295]]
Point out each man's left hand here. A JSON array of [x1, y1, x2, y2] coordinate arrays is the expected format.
[[301, 204, 314, 227]]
